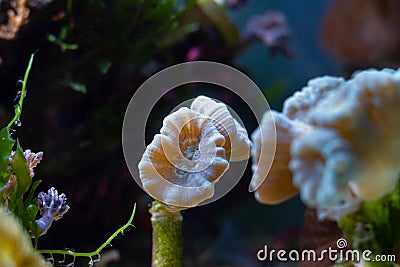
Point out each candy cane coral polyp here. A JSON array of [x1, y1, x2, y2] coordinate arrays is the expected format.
[[139, 107, 229, 210], [250, 111, 311, 204], [138, 95, 252, 211]]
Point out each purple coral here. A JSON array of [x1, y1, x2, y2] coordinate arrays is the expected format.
[[246, 11, 294, 57], [36, 187, 70, 235]]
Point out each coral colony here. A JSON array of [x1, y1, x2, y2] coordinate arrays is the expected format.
[[2, 57, 400, 266], [1, 2, 400, 265], [251, 69, 400, 220], [251, 68, 400, 264], [138, 70, 400, 266]]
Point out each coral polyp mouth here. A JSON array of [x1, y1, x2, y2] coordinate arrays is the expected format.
[[180, 142, 200, 161]]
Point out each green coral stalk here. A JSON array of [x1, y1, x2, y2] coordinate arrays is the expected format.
[[150, 201, 183, 267]]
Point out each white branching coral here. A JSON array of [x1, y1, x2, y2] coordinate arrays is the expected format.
[[251, 69, 400, 220], [139, 96, 252, 211]]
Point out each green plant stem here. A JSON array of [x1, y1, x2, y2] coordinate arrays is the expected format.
[[150, 201, 183, 267], [7, 53, 34, 130], [38, 204, 136, 258]]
